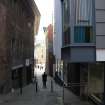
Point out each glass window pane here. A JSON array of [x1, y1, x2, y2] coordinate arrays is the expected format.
[[63, 0, 70, 46], [76, 0, 92, 25], [74, 26, 93, 43]]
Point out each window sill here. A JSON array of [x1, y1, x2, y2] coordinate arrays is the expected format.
[[62, 43, 95, 48]]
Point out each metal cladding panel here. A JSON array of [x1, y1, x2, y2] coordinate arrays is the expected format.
[[95, 0, 105, 9], [70, 47, 95, 63], [96, 0, 105, 49], [96, 23, 105, 36], [96, 36, 105, 49], [96, 11, 105, 22]]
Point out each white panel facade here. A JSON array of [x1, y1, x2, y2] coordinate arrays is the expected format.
[[53, 0, 62, 60], [96, 49, 105, 61], [95, 0, 105, 9]]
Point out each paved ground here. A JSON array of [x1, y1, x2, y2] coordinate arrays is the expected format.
[[0, 68, 94, 105], [0, 68, 63, 105], [63, 88, 94, 105]]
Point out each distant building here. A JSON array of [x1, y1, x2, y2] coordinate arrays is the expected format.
[[0, 0, 40, 93], [34, 43, 46, 65], [44, 24, 55, 76], [43, 27, 48, 72], [53, 0, 63, 81]]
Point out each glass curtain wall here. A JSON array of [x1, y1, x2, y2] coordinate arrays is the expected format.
[[63, 0, 70, 46], [74, 0, 94, 43]]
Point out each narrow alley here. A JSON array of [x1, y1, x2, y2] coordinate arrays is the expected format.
[[0, 68, 63, 105], [0, 67, 95, 105], [0, 0, 104, 105]]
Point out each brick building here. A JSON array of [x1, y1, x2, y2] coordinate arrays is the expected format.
[[0, 0, 40, 93], [46, 24, 55, 76]]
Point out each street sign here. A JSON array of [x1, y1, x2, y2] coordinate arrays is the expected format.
[[26, 59, 30, 66]]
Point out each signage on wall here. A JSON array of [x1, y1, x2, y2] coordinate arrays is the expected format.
[[26, 59, 30, 66]]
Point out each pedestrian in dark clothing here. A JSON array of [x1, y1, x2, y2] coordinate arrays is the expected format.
[[42, 72, 47, 88]]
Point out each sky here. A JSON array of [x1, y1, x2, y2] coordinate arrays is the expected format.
[[34, 0, 54, 44]]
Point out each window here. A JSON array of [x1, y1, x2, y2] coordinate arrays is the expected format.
[[63, 0, 70, 25], [76, 0, 92, 25], [64, 27, 70, 45], [63, 0, 70, 46], [11, 38, 16, 56], [74, 26, 93, 43], [11, 0, 17, 7], [13, 0, 17, 3], [74, 0, 94, 43]]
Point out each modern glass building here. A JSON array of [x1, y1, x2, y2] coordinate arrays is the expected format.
[[61, 0, 96, 62], [60, 0, 105, 104]]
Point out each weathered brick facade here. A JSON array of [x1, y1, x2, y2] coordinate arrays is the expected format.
[[0, 0, 40, 93]]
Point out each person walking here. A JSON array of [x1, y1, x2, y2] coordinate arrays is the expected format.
[[42, 72, 47, 88]]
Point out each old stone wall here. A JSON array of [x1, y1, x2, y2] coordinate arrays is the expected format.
[[0, 0, 35, 93]]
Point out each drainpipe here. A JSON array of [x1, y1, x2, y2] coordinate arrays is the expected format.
[[92, 0, 96, 61], [60, 0, 64, 104], [61, 0, 64, 46]]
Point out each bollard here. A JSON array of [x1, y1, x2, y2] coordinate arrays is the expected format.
[[36, 81, 38, 92], [11, 88, 15, 96], [51, 80, 53, 92], [20, 87, 22, 95], [19, 81, 23, 95]]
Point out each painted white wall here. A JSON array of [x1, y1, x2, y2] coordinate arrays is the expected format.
[[96, 49, 105, 61], [53, 0, 62, 60]]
